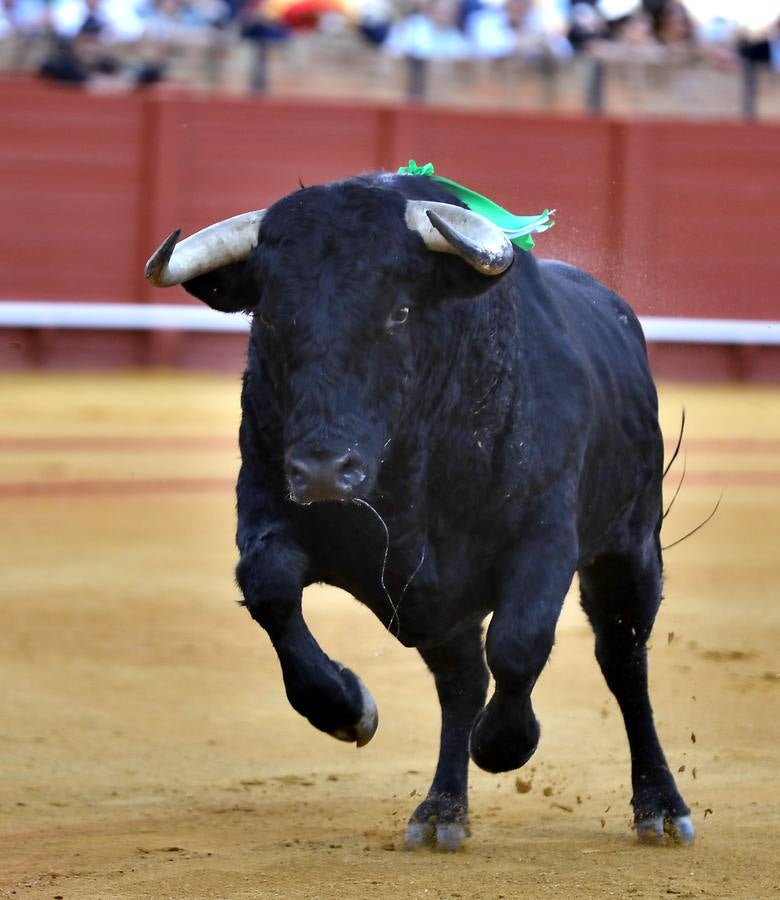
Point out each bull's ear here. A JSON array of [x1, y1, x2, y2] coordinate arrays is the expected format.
[[181, 260, 257, 313], [426, 251, 514, 303]]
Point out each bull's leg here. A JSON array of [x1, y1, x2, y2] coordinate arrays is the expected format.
[[405, 625, 488, 852], [469, 525, 578, 774], [236, 475, 377, 747], [579, 544, 693, 844]]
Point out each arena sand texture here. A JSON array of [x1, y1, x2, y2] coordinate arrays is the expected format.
[[0, 373, 778, 899]]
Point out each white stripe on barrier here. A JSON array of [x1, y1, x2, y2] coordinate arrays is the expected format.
[[0, 301, 777, 345], [0, 302, 250, 333], [640, 318, 779, 345]]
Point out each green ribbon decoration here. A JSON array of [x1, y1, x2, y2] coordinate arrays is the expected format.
[[398, 159, 554, 251]]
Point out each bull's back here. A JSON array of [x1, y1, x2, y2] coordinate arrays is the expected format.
[[536, 260, 663, 557]]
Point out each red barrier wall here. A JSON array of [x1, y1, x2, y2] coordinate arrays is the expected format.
[[0, 81, 145, 303], [618, 120, 780, 320], [0, 81, 778, 377]]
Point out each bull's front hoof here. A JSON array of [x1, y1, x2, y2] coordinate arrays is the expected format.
[[468, 701, 539, 773], [633, 781, 693, 845], [404, 821, 468, 853], [328, 672, 378, 747], [403, 793, 469, 852]]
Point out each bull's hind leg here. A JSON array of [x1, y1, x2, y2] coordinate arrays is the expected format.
[[405, 624, 488, 852], [579, 544, 693, 844]]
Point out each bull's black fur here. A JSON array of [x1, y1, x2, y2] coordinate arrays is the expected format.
[[181, 173, 690, 848]]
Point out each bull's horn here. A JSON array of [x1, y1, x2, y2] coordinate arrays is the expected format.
[[144, 209, 267, 287], [405, 201, 514, 276]]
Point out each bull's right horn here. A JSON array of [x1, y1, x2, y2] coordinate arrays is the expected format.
[[405, 201, 514, 276], [145, 209, 267, 287]]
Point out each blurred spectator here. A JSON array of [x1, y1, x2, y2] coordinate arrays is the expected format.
[[465, 0, 572, 61], [40, 0, 165, 88], [0, 0, 49, 37], [239, 0, 289, 93], [568, 2, 608, 50], [604, 3, 655, 47], [141, 0, 232, 45], [0, 0, 52, 69], [240, 0, 290, 41], [683, 1, 778, 52], [263, 0, 345, 30], [572, 0, 700, 61], [383, 0, 471, 60], [356, 0, 392, 45], [734, 9, 780, 74], [137, 0, 234, 90], [595, 0, 654, 45], [653, 0, 695, 48], [51, 0, 145, 43]]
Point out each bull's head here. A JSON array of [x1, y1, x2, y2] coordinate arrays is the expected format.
[[145, 180, 514, 504]]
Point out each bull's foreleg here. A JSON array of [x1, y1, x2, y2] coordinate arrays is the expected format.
[[579, 546, 693, 844], [469, 525, 577, 774], [405, 624, 488, 852], [236, 476, 378, 747]]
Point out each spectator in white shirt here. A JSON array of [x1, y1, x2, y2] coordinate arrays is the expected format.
[[465, 0, 572, 61], [384, 0, 471, 60], [52, 0, 145, 44]]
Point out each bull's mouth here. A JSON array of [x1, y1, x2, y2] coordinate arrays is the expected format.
[[289, 483, 367, 506]]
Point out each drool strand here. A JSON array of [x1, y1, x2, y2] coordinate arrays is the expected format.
[[352, 497, 399, 636], [353, 499, 426, 639]]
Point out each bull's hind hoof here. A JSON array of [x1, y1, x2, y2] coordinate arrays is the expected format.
[[328, 672, 378, 747], [636, 813, 695, 845]]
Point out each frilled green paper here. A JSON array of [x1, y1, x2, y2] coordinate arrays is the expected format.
[[398, 160, 554, 251]]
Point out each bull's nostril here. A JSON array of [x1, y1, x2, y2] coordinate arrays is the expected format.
[[285, 458, 309, 488], [336, 454, 367, 491], [286, 459, 308, 481]]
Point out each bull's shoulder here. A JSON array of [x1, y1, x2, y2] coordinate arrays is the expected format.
[[537, 258, 629, 309], [535, 258, 646, 348]]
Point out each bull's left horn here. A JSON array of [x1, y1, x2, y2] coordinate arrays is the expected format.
[[405, 201, 514, 276], [145, 209, 267, 287]]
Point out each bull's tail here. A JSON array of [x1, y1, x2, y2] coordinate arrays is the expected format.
[[663, 408, 686, 521], [663, 408, 685, 480], [661, 406, 722, 551]]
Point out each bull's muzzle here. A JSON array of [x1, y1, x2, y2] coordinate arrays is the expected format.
[[285, 449, 367, 505]]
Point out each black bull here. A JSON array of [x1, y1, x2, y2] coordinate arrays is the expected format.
[[145, 172, 692, 851]]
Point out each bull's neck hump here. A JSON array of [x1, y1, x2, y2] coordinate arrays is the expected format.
[[411, 279, 528, 465]]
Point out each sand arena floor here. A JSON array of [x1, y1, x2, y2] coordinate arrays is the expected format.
[[0, 373, 778, 899]]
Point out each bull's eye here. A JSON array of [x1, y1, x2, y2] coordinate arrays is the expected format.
[[387, 305, 410, 329]]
